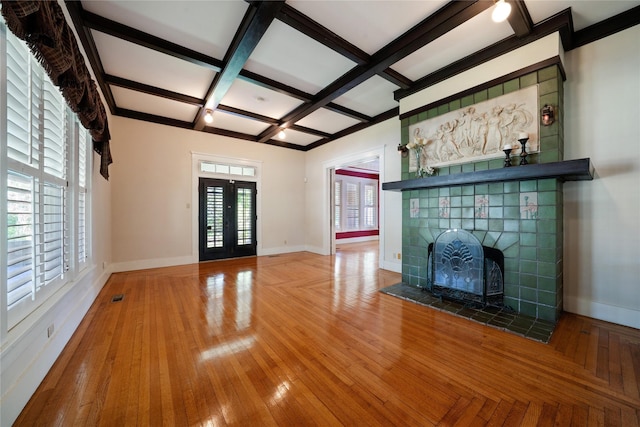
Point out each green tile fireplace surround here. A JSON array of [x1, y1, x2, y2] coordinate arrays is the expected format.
[[386, 64, 595, 323]]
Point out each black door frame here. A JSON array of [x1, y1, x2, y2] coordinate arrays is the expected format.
[[198, 178, 257, 261]]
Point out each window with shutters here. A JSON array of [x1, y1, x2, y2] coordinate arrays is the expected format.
[[334, 172, 378, 233], [345, 182, 359, 229], [364, 184, 376, 228], [2, 19, 92, 329], [334, 180, 341, 230]]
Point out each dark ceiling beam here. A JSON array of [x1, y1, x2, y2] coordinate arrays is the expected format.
[[238, 69, 313, 102], [257, 0, 492, 143], [78, 9, 224, 71], [105, 74, 204, 106], [506, 0, 533, 38], [64, 1, 116, 113], [324, 103, 372, 123], [572, 5, 640, 50], [277, 4, 412, 91], [289, 125, 333, 139], [193, 1, 286, 130], [394, 8, 574, 101], [115, 108, 194, 130], [216, 104, 279, 125]]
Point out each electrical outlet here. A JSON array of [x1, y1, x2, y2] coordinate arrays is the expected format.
[[47, 324, 54, 338], [397, 253, 402, 260]]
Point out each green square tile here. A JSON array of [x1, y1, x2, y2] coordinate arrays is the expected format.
[[538, 220, 557, 234], [504, 194, 520, 207], [496, 232, 519, 251], [489, 219, 503, 231], [520, 246, 536, 260], [539, 78, 559, 95], [462, 185, 474, 196], [503, 297, 518, 312], [520, 301, 537, 317], [521, 287, 537, 302], [450, 187, 462, 196], [537, 248, 556, 263], [449, 99, 461, 111], [537, 206, 557, 219], [520, 274, 537, 288], [538, 291, 556, 306], [427, 107, 439, 118], [475, 219, 488, 230], [461, 94, 475, 108], [489, 194, 504, 206], [520, 220, 537, 233], [489, 207, 503, 218], [520, 233, 537, 246], [538, 276, 557, 292], [450, 196, 462, 208], [520, 181, 537, 192], [439, 219, 450, 229], [521, 260, 537, 274], [475, 161, 489, 171], [504, 219, 520, 232], [462, 207, 474, 219], [538, 261, 557, 278], [474, 90, 488, 103], [537, 179, 557, 192], [462, 195, 474, 207], [540, 150, 561, 163], [462, 219, 474, 229], [520, 72, 537, 88], [503, 78, 520, 93], [475, 183, 488, 193], [504, 206, 520, 219], [409, 115, 419, 125], [488, 85, 504, 99], [537, 191, 556, 206], [488, 183, 504, 194], [437, 104, 450, 115], [418, 111, 428, 122], [537, 306, 557, 322], [538, 234, 557, 249], [450, 219, 462, 229], [538, 65, 558, 82], [503, 245, 519, 258], [439, 187, 450, 196], [504, 181, 519, 193], [450, 164, 462, 175], [489, 158, 503, 169], [450, 207, 461, 218]]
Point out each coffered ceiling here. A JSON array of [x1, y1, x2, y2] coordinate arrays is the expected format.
[[64, 0, 640, 151]]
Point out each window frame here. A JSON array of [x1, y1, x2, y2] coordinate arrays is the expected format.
[[2, 20, 92, 331]]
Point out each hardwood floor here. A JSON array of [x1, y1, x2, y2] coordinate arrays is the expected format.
[[15, 242, 640, 426]]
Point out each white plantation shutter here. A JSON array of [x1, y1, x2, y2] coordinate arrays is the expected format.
[[6, 171, 36, 311], [3, 20, 91, 328]]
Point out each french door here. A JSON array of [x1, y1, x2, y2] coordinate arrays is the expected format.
[[198, 178, 257, 261]]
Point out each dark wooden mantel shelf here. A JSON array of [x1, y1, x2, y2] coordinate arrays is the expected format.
[[382, 158, 594, 192]]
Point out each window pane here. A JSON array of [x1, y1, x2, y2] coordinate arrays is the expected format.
[[6, 171, 36, 309], [42, 183, 65, 284], [43, 79, 66, 179], [242, 167, 255, 177], [346, 183, 359, 229], [229, 166, 243, 176], [237, 188, 253, 245], [206, 186, 224, 248]]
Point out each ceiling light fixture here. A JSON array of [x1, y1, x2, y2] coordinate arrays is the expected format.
[[278, 129, 286, 139], [491, 0, 511, 23], [204, 109, 214, 124]]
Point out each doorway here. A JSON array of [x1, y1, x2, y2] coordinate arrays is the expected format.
[[198, 178, 257, 261]]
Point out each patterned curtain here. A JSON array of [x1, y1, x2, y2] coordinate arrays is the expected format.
[[1, 0, 112, 179]]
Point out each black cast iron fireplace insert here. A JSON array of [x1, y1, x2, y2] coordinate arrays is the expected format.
[[427, 229, 504, 306]]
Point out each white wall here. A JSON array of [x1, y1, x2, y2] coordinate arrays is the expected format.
[[1, 152, 113, 427], [304, 118, 403, 272], [563, 25, 640, 329], [109, 116, 306, 271]]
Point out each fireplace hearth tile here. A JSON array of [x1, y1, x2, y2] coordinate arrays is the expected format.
[[379, 283, 556, 343]]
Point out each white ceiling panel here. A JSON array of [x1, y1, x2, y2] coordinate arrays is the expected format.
[[276, 128, 321, 147], [82, 1, 248, 59], [210, 111, 271, 136], [111, 86, 199, 122], [333, 75, 399, 117], [391, 8, 514, 81], [526, 0, 640, 31], [295, 108, 361, 134], [244, 20, 356, 95], [221, 78, 305, 119], [92, 31, 216, 99], [289, 0, 446, 55]]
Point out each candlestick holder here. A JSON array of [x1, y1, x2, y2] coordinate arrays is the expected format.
[[503, 147, 513, 167], [518, 138, 529, 165]]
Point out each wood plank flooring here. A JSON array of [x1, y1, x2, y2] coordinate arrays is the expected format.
[[14, 242, 640, 426]]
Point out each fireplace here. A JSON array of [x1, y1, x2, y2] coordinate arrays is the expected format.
[[427, 229, 504, 306]]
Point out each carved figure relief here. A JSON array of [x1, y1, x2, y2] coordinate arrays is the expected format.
[[409, 85, 538, 169]]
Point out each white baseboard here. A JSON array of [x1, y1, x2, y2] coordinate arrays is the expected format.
[[1, 266, 111, 427], [564, 296, 640, 329], [381, 260, 402, 273], [258, 245, 307, 256], [111, 255, 197, 273]]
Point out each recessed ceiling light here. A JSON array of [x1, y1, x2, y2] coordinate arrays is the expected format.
[[204, 109, 214, 124], [278, 129, 286, 139], [492, 0, 511, 23]]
